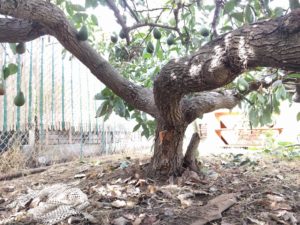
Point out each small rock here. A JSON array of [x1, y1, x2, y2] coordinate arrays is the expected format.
[[112, 216, 131, 225], [2, 186, 15, 192], [68, 216, 81, 224], [119, 161, 130, 169], [74, 173, 86, 179], [164, 209, 174, 217], [0, 198, 5, 204], [209, 186, 218, 193], [111, 200, 126, 208], [82, 213, 98, 224]]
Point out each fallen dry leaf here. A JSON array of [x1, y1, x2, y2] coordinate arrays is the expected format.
[[190, 193, 237, 225], [111, 200, 127, 208], [112, 216, 131, 225]]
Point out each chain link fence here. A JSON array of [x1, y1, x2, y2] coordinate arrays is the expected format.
[[0, 121, 151, 172]]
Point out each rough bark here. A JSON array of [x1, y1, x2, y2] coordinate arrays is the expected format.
[[148, 120, 187, 176], [0, 18, 49, 42], [293, 83, 300, 102], [154, 10, 300, 126], [183, 132, 201, 172]]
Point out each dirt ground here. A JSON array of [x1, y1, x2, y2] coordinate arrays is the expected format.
[[0, 152, 299, 225]]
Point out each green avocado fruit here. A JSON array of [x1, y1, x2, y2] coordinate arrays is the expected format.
[[119, 30, 126, 39], [0, 83, 5, 96], [16, 43, 26, 54], [200, 27, 210, 37], [167, 34, 175, 46], [153, 28, 161, 39], [14, 91, 26, 107], [146, 42, 154, 54], [77, 25, 88, 41], [111, 34, 118, 43]]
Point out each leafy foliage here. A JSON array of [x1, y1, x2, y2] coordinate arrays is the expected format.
[[3, 0, 300, 137]]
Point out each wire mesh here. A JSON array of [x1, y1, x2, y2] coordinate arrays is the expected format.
[[0, 37, 152, 172]]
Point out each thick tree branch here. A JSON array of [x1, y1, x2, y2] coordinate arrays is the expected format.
[[182, 91, 240, 124], [0, 0, 158, 118], [0, 18, 49, 42], [182, 76, 286, 123], [154, 10, 300, 126]]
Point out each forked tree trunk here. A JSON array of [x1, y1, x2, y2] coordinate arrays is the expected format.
[[148, 121, 187, 177], [148, 121, 202, 177]]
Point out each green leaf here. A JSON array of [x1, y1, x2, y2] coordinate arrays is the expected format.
[[141, 124, 150, 139], [65, 2, 74, 16], [70, 3, 86, 11], [9, 43, 17, 54], [91, 14, 98, 26], [231, 12, 244, 23], [85, 0, 98, 8], [143, 52, 152, 59], [257, 93, 265, 104], [297, 112, 300, 121], [8, 63, 18, 75], [237, 77, 249, 92], [73, 13, 88, 23], [133, 123, 141, 132], [94, 92, 106, 100], [95, 101, 109, 117], [101, 87, 113, 97], [56, 0, 65, 5], [114, 98, 126, 117], [103, 106, 113, 121], [287, 73, 300, 79], [245, 5, 255, 24], [273, 7, 284, 17], [223, 0, 235, 14], [3, 67, 10, 79]]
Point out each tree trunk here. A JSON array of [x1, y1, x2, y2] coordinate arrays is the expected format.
[[183, 132, 201, 172], [148, 121, 187, 177]]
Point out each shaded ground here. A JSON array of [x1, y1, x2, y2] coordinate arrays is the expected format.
[[0, 152, 299, 225]]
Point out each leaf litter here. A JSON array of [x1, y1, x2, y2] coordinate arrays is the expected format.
[[0, 153, 299, 225]]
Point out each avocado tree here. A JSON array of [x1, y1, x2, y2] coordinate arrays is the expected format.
[[0, 0, 300, 176]]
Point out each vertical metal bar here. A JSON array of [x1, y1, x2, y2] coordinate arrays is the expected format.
[[16, 54, 21, 131], [39, 38, 44, 141], [51, 43, 55, 129], [28, 42, 33, 126], [61, 56, 65, 130], [2, 45, 7, 131]]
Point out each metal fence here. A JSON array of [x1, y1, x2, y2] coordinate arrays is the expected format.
[[0, 121, 151, 167], [0, 37, 152, 171]]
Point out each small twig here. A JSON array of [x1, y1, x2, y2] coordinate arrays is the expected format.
[[105, 0, 130, 44], [0, 167, 48, 181], [128, 22, 178, 32], [211, 0, 224, 38], [123, 0, 140, 23], [135, 7, 170, 13]]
